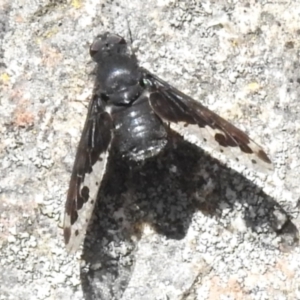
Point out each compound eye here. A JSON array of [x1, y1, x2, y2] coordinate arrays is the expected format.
[[89, 39, 103, 58], [107, 34, 126, 45], [89, 33, 127, 60], [118, 37, 126, 45]]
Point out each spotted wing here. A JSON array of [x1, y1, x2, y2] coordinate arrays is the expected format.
[[64, 97, 113, 253], [143, 70, 272, 172]]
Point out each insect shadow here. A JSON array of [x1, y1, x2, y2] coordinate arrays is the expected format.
[[80, 136, 298, 300]]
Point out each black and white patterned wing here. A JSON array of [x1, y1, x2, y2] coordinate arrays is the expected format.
[[143, 70, 272, 172], [64, 97, 113, 253]]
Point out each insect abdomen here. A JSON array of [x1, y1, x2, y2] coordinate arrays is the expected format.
[[111, 94, 168, 160]]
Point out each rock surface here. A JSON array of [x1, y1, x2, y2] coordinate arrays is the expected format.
[[1, 0, 299, 299]]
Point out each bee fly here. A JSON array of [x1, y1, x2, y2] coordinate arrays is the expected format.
[[64, 32, 272, 253]]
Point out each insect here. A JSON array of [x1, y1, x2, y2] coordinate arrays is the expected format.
[[64, 32, 272, 253]]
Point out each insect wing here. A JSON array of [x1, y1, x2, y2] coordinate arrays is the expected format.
[[64, 99, 113, 253], [143, 70, 272, 172]]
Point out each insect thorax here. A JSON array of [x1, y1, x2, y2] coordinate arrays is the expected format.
[[95, 54, 168, 161], [96, 55, 140, 95]]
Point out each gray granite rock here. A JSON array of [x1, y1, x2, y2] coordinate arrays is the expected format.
[[1, 0, 299, 299]]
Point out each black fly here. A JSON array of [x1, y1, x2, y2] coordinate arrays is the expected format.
[[64, 33, 272, 253]]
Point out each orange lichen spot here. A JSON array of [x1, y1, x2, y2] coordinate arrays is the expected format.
[[13, 100, 35, 127], [41, 45, 62, 67]]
